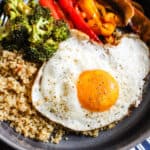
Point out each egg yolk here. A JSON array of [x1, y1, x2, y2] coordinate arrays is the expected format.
[[77, 70, 119, 112]]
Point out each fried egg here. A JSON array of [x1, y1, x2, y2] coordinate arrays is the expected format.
[[32, 30, 150, 131]]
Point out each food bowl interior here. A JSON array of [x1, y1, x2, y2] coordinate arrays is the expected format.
[[0, 0, 150, 150]]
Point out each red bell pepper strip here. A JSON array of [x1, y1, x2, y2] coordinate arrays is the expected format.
[[39, 0, 74, 27], [58, 0, 102, 43], [39, 0, 64, 20]]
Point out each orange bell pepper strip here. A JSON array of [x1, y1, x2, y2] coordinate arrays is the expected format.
[[78, 0, 101, 20], [78, 0, 117, 36]]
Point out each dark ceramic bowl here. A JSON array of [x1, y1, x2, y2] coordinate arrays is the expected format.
[[0, 0, 150, 149]]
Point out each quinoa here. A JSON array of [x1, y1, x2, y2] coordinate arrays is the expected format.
[[0, 49, 114, 143], [0, 49, 65, 143]]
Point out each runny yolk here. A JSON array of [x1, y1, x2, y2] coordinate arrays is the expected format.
[[77, 70, 119, 112]]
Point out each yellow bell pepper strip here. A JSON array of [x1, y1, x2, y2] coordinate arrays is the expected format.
[[78, 0, 100, 20], [58, 0, 102, 43], [100, 23, 116, 36], [87, 19, 116, 36], [105, 35, 115, 44], [95, 2, 106, 17], [78, 0, 102, 34], [78, 0, 117, 36], [102, 12, 117, 24]]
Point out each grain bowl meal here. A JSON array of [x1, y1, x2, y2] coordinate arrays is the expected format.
[[0, 0, 150, 144]]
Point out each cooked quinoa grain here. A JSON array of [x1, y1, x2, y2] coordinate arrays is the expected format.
[[0, 49, 106, 143], [0, 50, 64, 143]]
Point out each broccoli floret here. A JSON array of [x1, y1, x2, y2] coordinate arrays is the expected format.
[[1, 15, 30, 50], [25, 45, 47, 62], [28, 0, 37, 8], [52, 20, 70, 42], [1, 26, 29, 50], [43, 38, 59, 55], [0, 15, 30, 42], [4, 0, 31, 20], [25, 39, 59, 62], [29, 17, 54, 43], [4, 0, 20, 19], [0, 26, 9, 41], [12, 16, 32, 33], [28, 5, 54, 44], [0, 1, 70, 63], [29, 5, 51, 23]]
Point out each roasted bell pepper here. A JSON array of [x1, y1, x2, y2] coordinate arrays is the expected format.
[[78, 0, 117, 36], [96, 2, 118, 24], [78, 0, 100, 20], [39, 0, 74, 27], [58, 0, 101, 43], [40, 0, 74, 27]]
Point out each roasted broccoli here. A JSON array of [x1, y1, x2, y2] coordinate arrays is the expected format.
[[25, 39, 59, 62], [0, 26, 9, 41], [0, 0, 70, 62], [29, 5, 51, 23], [4, 0, 31, 20], [12, 16, 32, 32], [52, 20, 70, 42], [1, 15, 31, 50], [1, 25, 29, 50], [29, 5, 54, 44]]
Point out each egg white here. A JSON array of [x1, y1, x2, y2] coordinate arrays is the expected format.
[[32, 30, 150, 131]]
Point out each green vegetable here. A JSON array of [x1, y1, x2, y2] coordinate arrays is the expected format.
[[0, 0, 70, 62], [28, 5, 54, 44], [0, 26, 9, 41], [4, 0, 31, 20], [2, 25, 29, 50], [25, 39, 59, 62], [52, 20, 70, 42], [13, 16, 32, 32], [1, 16, 30, 50]]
